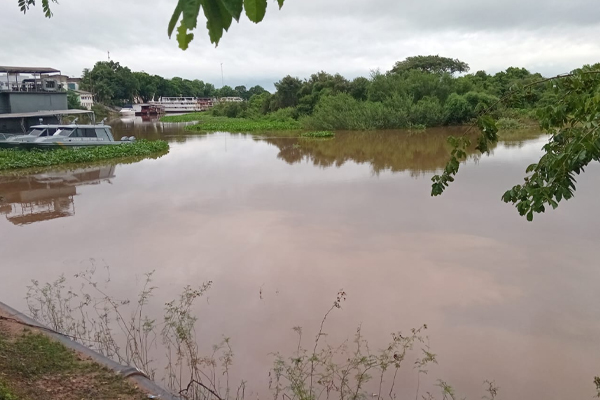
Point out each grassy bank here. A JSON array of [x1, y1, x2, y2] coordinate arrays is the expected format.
[[0, 321, 146, 399], [0, 140, 169, 171], [184, 115, 302, 133], [161, 113, 205, 123], [300, 131, 335, 138]]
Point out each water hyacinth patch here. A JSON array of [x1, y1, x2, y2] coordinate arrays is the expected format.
[[299, 131, 335, 138], [0, 140, 169, 171]]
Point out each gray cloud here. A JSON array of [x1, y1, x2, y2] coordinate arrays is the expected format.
[[2, 0, 600, 90]]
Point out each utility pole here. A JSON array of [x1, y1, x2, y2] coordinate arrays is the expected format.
[[107, 51, 111, 61], [220, 63, 224, 87]]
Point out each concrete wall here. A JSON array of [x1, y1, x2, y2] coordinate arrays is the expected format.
[[0, 92, 67, 114]]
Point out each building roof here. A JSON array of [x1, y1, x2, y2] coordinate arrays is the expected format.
[[73, 90, 92, 95], [0, 109, 93, 119], [0, 66, 61, 74]]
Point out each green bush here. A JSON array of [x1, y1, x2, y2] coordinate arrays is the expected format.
[[211, 101, 249, 118], [410, 96, 444, 127], [496, 117, 525, 130], [264, 107, 298, 122], [186, 116, 301, 132], [443, 93, 474, 124], [302, 93, 412, 130]]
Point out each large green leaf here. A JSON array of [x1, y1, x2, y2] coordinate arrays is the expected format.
[[244, 0, 267, 23], [201, 0, 232, 45], [182, 0, 202, 30], [218, 0, 233, 31], [219, 0, 243, 21], [168, 2, 183, 37], [176, 22, 194, 50]]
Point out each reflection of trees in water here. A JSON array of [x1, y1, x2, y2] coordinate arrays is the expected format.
[[0, 166, 116, 225], [266, 129, 546, 175]]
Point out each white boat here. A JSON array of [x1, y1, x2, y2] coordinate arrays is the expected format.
[[0, 122, 135, 149], [151, 97, 214, 113], [120, 107, 135, 116]]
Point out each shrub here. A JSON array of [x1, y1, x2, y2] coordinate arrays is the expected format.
[[443, 93, 473, 124], [302, 93, 411, 130], [496, 117, 525, 130], [264, 107, 298, 122], [410, 96, 444, 127], [211, 101, 249, 118]]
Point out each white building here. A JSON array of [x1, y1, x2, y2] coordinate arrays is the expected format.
[[74, 90, 94, 110]]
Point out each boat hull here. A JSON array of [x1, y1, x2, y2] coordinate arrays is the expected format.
[[0, 142, 22, 149], [0, 141, 130, 150]]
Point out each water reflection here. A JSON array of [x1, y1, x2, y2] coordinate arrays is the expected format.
[[0, 165, 115, 225], [110, 116, 197, 141], [263, 128, 547, 175]]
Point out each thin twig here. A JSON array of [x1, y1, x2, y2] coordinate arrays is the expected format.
[[180, 379, 224, 400]]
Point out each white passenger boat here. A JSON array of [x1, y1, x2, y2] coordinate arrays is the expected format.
[[150, 97, 215, 113], [0, 122, 135, 149]]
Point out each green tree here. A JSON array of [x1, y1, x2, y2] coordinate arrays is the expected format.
[[133, 72, 158, 102], [443, 93, 472, 124], [272, 75, 302, 110], [234, 85, 248, 99], [349, 77, 370, 101], [80, 61, 138, 105], [391, 55, 470, 75], [67, 90, 83, 109], [247, 85, 268, 99], [217, 85, 237, 97]]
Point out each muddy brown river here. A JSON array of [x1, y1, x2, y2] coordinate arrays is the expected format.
[[1, 117, 598, 399]]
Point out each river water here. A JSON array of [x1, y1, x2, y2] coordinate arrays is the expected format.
[[1, 117, 599, 400]]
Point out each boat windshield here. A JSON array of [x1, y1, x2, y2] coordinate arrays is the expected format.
[[28, 129, 46, 137], [53, 128, 75, 136]]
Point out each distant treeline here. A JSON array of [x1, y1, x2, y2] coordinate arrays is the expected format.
[[82, 55, 559, 129], [79, 61, 267, 104], [212, 55, 557, 129]]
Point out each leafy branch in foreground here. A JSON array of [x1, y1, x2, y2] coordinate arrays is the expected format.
[[168, 0, 285, 49], [17, 0, 57, 18], [17, 0, 285, 49], [432, 65, 600, 221]]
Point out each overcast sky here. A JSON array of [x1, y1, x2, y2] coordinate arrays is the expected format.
[[2, 0, 600, 90]]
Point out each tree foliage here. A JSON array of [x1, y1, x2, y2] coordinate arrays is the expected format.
[[66, 90, 83, 110], [391, 55, 470, 75], [17, 0, 57, 17], [432, 65, 600, 220], [168, 0, 284, 49], [79, 61, 265, 105]]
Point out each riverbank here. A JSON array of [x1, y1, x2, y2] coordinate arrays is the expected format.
[[163, 111, 537, 136], [0, 311, 148, 400], [0, 140, 169, 171]]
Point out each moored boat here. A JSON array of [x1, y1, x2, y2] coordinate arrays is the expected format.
[[0, 123, 135, 150], [120, 107, 135, 116]]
